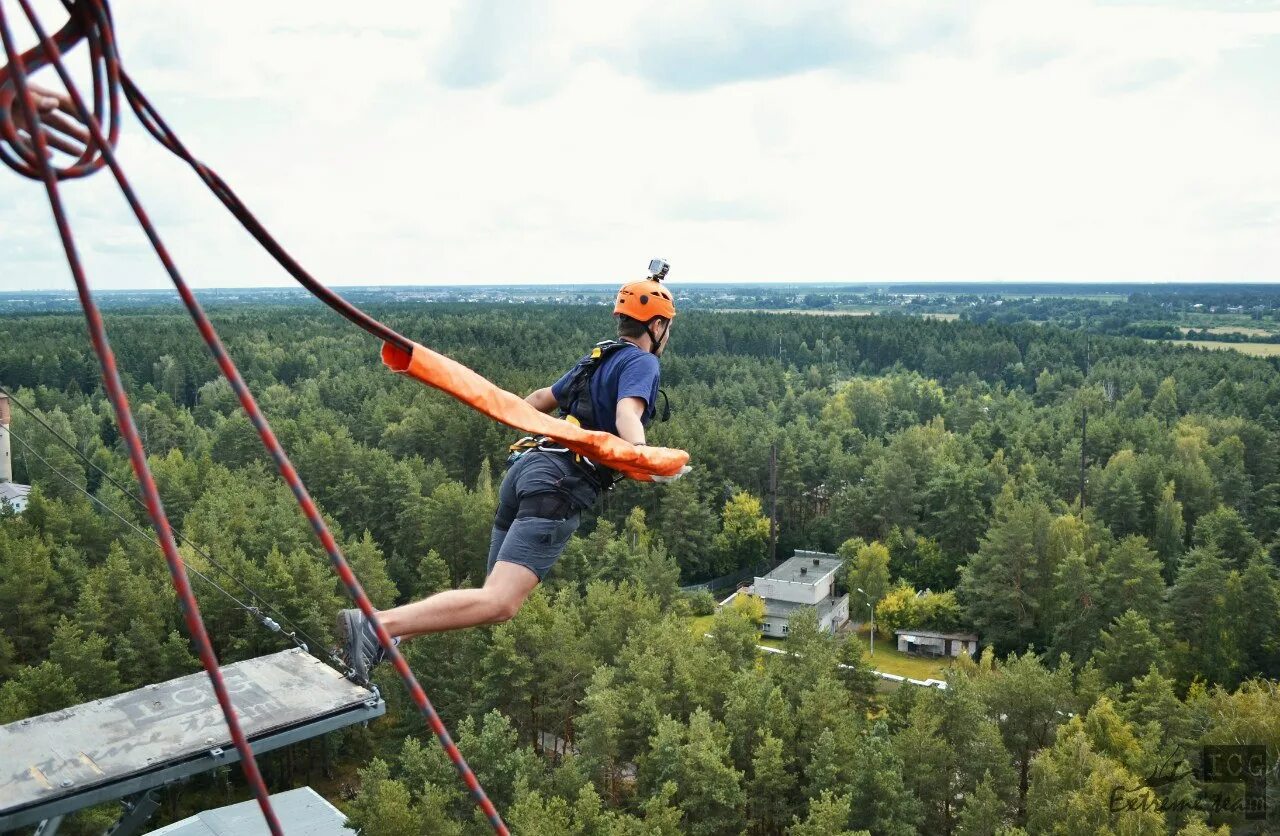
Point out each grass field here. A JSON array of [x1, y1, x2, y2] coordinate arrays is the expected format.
[[853, 628, 952, 680], [1179, 325, 1276, 337], [688, 616, 951, 680], [1146, 339, 1280, 357]]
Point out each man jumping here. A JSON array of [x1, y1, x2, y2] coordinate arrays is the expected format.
[[338, 262, 684, 682]]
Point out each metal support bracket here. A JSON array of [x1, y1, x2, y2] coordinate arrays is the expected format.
[[105, 788, 162, 836], [33, 815, 64, 836]]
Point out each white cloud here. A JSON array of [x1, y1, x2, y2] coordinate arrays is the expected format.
[[1, 0, 1278, 291]]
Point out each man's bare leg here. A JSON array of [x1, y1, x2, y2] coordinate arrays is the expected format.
[[378, 561, 540, 640]]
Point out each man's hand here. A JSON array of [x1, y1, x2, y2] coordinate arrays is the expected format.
[[651, 465, 692, 484], [10, 83, 89, 158]]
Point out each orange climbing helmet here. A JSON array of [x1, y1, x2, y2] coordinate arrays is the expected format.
[[614, 259, 676, 323]]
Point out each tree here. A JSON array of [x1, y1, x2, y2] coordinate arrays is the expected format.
[[925, 461, 988, 562], [866, 448, 921, 536], [344, 530, 399, 609], [632, 540, 682, 608], [1151, 481, 1185, 582], [412, 549, 452, 598], [1120, 666, 1193, 756], [1230, 556, 1280, 679], [787, 791, 866, 836], [1025, 718, 1165, 836], [210, 412, 264, 470], [711, 491, 770, 577], [1192, 506, 1261, 569], [957, 489, 1052, 652], [977, 652, 1073, 822], [875, 583, 921, 635], [48, 617, 121, 700], [722, 669, 796, 775], [407, 479, 494, 585], [887, 527, 953, 591], [75, 543, 184, 687], [656, 475, 717, 578], [344, 758, 425, 836], [844, 539, 891, 605], [0, 661, 82, 723], [576, 667, 628, 799], [481, 590, 560, 744], [638, 710, 746, 836], [1092, 610, 1168, 686], [1097, 455, 1144, 538], [1047, 551, 1102, 663], [1168, 549, 1241, 686], [0, 520, 57, 662], [893, 680, 1016, 836], [1151, 376, 1178, 426], [1098, 536, 1166, 626], [747, 732, 796, 834], [955, 771, 1011, 836], [845, 728, 923, 836]]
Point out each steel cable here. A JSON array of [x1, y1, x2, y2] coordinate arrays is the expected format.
[[0, 382, 343, 668]]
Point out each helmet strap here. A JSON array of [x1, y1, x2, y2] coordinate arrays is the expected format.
[[644, 320, 666, 355]]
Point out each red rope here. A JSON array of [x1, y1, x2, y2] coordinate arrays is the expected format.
[[0, 6, 282, 835], [0, 2, 508, 831]]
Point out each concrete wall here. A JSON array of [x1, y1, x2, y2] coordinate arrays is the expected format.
[[762, 617, 789, 637], [763, 597, 849, 639], [819, 597, 849, 635], [0, 393, 10, 483], [897, 634, 978, 657]]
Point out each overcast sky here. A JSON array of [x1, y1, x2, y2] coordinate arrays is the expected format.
[[3, 0, 1280, 290]]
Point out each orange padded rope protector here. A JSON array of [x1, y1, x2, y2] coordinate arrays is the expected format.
[[382, 341, 690, 482]]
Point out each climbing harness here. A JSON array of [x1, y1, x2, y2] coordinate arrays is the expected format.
[[557, 339, 638, 430], [507, 338, 674, 491]]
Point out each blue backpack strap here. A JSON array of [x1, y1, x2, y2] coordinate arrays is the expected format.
[[555, 339, 633, 431]]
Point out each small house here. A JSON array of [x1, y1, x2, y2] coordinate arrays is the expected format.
[[895, 629, 979, 658]]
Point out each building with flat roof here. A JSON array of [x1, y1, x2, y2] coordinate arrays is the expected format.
[[748, 550, 848, 637], [149, 787, 348, 835], [0, 481, 29, 514], [895, 628, 979, 658]]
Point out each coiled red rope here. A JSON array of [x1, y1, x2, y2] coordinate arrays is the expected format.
[[0, 2, 508, 833], [0, 5, 283, 834]]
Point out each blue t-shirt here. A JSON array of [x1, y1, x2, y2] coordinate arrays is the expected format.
[[551, 342, 661, 437]]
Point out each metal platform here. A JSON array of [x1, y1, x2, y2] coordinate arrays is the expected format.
[[0, 649, 383, 834]]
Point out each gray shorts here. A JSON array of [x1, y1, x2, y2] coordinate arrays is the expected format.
[[486, 450, 602, 581]]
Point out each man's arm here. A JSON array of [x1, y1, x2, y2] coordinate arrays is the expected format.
[[615, 396, 647, 446], [526, 387, 558, 414]]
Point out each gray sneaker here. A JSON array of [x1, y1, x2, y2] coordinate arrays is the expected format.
[[337, 608, 390, 684]]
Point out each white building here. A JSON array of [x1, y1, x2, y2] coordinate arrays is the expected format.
[[0, 393, 30, 514], [0, 482, 30, 514], [749, 550, 849, 637]]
